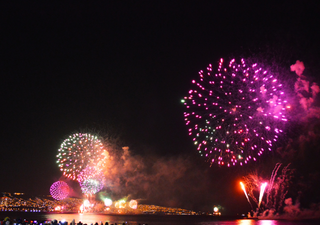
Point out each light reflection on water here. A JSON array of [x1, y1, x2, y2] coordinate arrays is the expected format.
[[43, 215, 317, 225], [238, 219, 254, 225], [1, 213, 319, 225], [259, 220, 277, 225], [237, 220, 278, 225]]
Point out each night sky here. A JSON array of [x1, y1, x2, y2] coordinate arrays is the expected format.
[[1, 1, 320, 215]]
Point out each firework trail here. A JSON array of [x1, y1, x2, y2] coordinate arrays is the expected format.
[[259, 182, 268, 208], [266, 163, 293, 211], [242, 172, 260, 206], [266, 162, 282, 206], [240, 181, 253, 210], [243, 163, 294, 215]]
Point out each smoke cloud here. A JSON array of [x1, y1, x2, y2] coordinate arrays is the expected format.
[[98, 146, 219, 211], [244, 60, 320, 219]]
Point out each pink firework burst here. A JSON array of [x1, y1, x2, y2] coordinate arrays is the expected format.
[[50, 181, 69, 200], [182, 58, 289, 167]]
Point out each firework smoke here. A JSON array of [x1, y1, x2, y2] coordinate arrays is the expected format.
[[97, 145, 218, 210], [275, 61, 320, 212], [290, 60, 320, 118]]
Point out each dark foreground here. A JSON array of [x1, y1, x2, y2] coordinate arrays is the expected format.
[[1, 212, 320, 225]]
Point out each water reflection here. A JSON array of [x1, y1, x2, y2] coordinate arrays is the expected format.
[[45, 214, 125, 224], [238, 219, 254, 225], [35, 214, 319, 225], [259, 220, 278, 225], [236, 219, 279, 225]]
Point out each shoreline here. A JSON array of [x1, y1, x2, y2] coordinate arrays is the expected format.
[[1, 212, 320, 224]]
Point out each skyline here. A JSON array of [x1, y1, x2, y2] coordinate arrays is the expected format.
[[1, 1, 320, 215]]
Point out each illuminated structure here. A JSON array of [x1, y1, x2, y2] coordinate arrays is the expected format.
[[213, 206, 221, 216]]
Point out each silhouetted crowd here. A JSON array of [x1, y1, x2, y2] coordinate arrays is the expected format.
[[0, 218, 148, 225]]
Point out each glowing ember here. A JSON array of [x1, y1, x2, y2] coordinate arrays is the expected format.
[[129, 200, 138, 209], [104, 198, 113, 207]]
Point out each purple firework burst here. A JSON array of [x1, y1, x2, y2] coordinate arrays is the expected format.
[[182, 58, 289, 167], [50, 181, 69, 200]]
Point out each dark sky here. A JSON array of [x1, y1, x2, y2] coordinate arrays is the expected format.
[[1, 1, 320, 215]]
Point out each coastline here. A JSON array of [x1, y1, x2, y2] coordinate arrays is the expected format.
[[2, 211, 320, 225]]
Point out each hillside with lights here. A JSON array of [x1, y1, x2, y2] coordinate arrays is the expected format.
[[0, 192, 205, 215]]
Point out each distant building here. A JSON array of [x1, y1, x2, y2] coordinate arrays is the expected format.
[[14, 193, 25, 196]]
